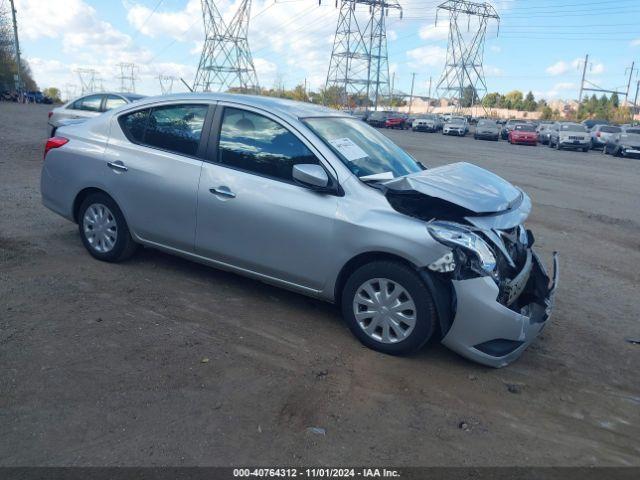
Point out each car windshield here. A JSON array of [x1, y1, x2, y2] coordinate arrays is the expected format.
[[304, 117, 423, 179], [561, 124, 586, 132], [514, 124, 536, 131], [369, 112, 387, 120], [478, 120, 496, 127], [450, 118, 465, 124], [600, 126, 621, 133]]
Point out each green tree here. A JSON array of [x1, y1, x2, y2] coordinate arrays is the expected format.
[[540, 105, 554, 120], [460, 84, 478, 108], [523, 91, 537, 111], [43, 87, 62, 103], [504, 90, 524, 110], [482, 92, 501, 108]]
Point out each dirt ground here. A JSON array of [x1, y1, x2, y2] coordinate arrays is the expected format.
[[1, 102, 639, 466]]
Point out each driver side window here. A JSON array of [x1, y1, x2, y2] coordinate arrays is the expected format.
[[216, 107, 319, 182]]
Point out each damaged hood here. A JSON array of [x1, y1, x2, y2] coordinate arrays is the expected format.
[[382, 162, 522, 214]]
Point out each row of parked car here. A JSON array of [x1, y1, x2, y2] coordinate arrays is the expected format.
[[362, 110, 640, 159]]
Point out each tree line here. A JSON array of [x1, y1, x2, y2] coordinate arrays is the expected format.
[[0, 3, 37, 94]]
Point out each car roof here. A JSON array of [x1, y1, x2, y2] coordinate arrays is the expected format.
[[127, 92, 348, 121]]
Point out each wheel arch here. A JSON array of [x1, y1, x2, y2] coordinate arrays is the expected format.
[[72, 187, 117, 223], [333, 251, 455, 339]]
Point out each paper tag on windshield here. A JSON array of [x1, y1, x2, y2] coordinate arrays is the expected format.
[[329, 137, 368, 162]]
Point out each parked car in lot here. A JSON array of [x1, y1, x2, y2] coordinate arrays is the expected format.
[[548, 122, 590, 151], [366, 111, 392, 128], [48, 92, 145, 137], [603, 127, 640, 158], [40, 93, 558, 368], [500, 119, 527, 140], [536, 122, 554, 145], [508, 123, 538, 146], [473, 119, 500, 141], [582, 118, 609, 130], [589, 124, 621, 150], [385, 114, 409, 129], [412, 114, 442, 132], [442, 116, 468, 136]]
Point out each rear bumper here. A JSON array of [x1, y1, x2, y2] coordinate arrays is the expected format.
[[559, 140, 589, 149], [621, 148, 640, 157], [511, 138, 537, 145], [441, 251, 559, 368], [475, 133, 499, 140], [414, 125, 436, 131]]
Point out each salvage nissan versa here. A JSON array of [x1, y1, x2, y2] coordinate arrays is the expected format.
[[40, 93, 559, 368]]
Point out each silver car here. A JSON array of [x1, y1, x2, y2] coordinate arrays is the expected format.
[[589, 124, 621, 150], [548, 122, 590, 151], [41, 93, 558, 368], [48, 92, 145, 136], [603, 126, 640, 157], [442, 116, 468, 136], [412, 114, 442, 132]]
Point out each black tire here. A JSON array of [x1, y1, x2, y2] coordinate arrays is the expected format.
[[341, 261, 437, 355], [582, 147, 589, 152], [556, 141, 562, 150], [78, 192, 138, 263]]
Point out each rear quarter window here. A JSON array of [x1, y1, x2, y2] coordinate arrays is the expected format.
[[119, 109, 150, 143]]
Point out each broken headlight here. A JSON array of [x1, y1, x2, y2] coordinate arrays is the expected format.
[[427, 222, 496, 275]]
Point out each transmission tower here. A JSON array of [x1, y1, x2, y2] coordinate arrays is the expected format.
[[193, 0, 259, 93], [76, 68, 98, 94], [117, 62, 137, 93], [324, 0, 402, 109], [435, 0, 499, 112], [158, 74, 176, 95]]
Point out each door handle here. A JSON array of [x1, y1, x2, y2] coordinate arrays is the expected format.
[[209, 186, 236, 198], [107, 161, 128, 172]]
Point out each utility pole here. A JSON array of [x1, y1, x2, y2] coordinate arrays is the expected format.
[[624, 61, 635, 103], [427, 76, 432, 111], [408, 72, 416, 115], [634, 80, 639, 116], [390, 72, 395, 104], [9, 0, 22, 97], [578, 53, 588, 104]]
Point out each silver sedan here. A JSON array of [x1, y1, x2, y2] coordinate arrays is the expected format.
[[41, 93, 558, 367]]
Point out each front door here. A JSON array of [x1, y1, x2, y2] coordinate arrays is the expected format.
[[195, 106, 338, 291]]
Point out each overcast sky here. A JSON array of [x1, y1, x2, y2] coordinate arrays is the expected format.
[[10, 0, 640, 101]]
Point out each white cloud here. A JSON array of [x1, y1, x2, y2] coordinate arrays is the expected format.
[[631, 39, 640, 47], [406, 46, 447, 68], [546, 58, 604, 76], [490, 45, 501, 53], [554, 82, 576, 91], [126, 0, 203, 43], [418, 24, 449, 41], [484, 65, 503, 76]]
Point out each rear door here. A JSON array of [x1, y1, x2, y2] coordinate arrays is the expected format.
[[104, 102, 213, 251], [195, 104, 338, 290]]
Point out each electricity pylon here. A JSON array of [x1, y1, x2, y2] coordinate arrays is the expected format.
[[435, 0, 499, 112], [193, 0, 259, 93], [324, 0, 402, 110], [117, 62, 137, 93], [158, 74, 176, 95], [76, 68, 98, 95]]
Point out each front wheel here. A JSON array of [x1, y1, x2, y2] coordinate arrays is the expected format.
[[78, 192, 138, 262], [341, 261, 437, 355]]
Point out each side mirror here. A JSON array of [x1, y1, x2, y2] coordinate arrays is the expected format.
[[292, 164, 330, 189]]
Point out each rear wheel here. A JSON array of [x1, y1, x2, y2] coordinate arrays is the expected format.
[[341, 261, 437, 355], [78, 192, 138, 262]]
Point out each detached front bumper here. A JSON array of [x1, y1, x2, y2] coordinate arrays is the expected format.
[[441, 251, 559, 368]]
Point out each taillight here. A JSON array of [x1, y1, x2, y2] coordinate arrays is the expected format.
[[44, 137, 69, 159], [596, 131, 601, 137], [48, 111, 53, 119]]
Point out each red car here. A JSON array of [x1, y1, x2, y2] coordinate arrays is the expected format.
[[508, 124, 538, 145], [384, 115, 408, 129]]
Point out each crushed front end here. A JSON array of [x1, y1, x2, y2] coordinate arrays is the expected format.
[[381, 163, 560, 367]]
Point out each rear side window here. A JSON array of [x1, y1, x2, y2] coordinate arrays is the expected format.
[[72, 94, 103, 112], [120, 109, 149, 143], [216, 107, 318, 182], [145, 104, 207, 156], [118, 104, 208, 157], [104, 95, 127, 111]]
